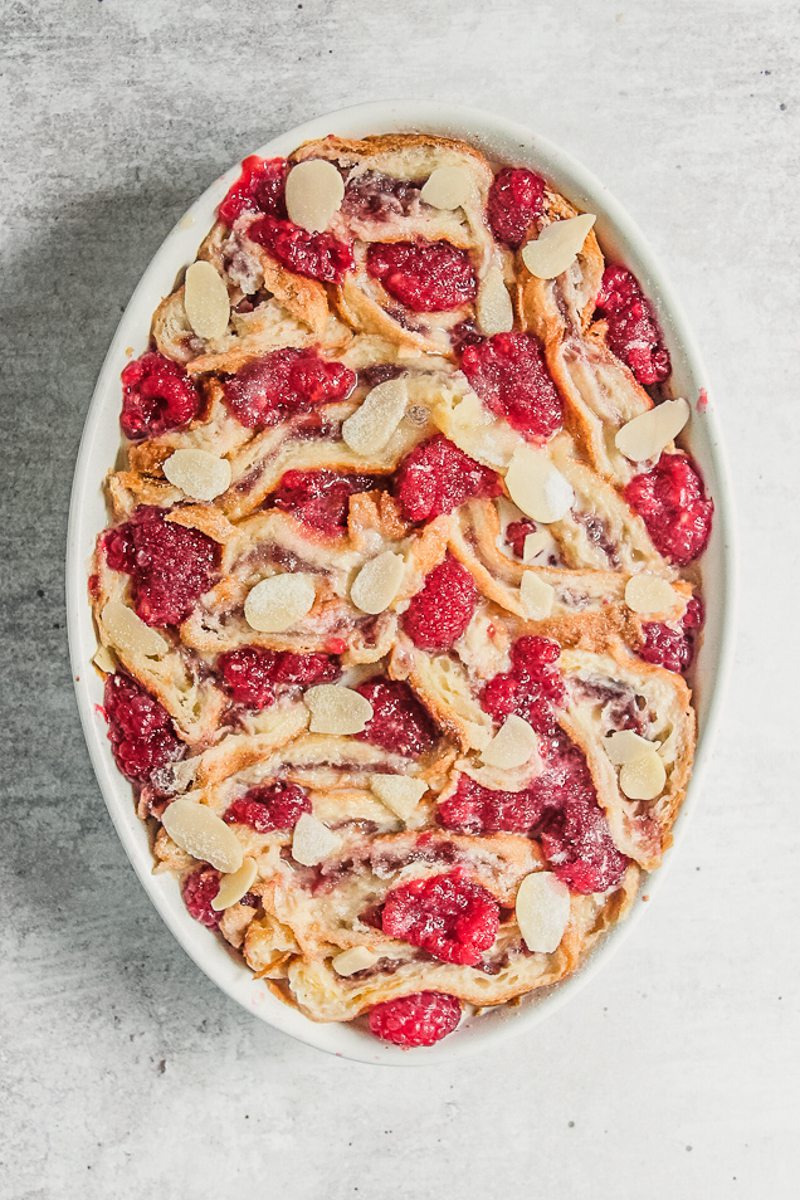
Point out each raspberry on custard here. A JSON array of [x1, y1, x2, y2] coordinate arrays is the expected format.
[[366, 240, 477, 312], [595, 265, 671, 386], [381, 869, 500, 966], [368, 992, 462, 1048], [272, 469, 379, 536], [218, 155, 289, 225], [356, 677, 438, 758], [393, 435, 501, 523], [639, 595, 704, 674], [437, 773, 546, 836], [401, 554, 477, 651], [625, 452, 713, 566], [224, 781, 311, 833], [104, 672, 183, 786], [481, 635, 566, 739], [487, 167, 546, 248], [223, 347, 355, 430], [461, 332, 563, 442], [182, 866, 222, 928], [217, 645, 340, 710], [248, 215, 354, 283], [120, 352, 201, 441]]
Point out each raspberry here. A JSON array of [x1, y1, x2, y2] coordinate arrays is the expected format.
[[540, 785, 629, 894], [182, 866, 222, 927], [368, 992, 462, 1048], [106, 507, 218, 627], [461, 332, 563, 442], [342, 171, 420, 221], [223, 348, 355, 430], [120, 352, 200, 441], [401, 555, 477, 651], [625, 452, 713, 566], [224, 782, 311, 833], [217, 646, 339, 709], [505, 518, 537, 558], [366, 240, 477, 311], [272, 469, 379, 536], [481, 636, 566, 740], [595, 265, 671, 386], [381, 870, 499, 966], [104, 672, 183, 785], [218, 155, 289, 225], [356, 678, 438, 758], [438, 774, 545, 835], [248, 215, 354, 283], [639, 596, 704, 674], [393, 435, 501, 523], [487, 167, 546, 248]]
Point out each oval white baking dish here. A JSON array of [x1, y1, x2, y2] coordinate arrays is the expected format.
[[66, 100, 735, 1065]]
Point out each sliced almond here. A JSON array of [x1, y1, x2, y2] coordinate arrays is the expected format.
[[163, 448, 232, 502], [332, 946, 379, 976], [476, 266, 513, 336], [515, 871, 571, 953], [420, 164, 473, 210], [520, 572, 555, 620], [350, 551, 405, 615], [341, 376, 408, 456], [304, 684, 373, 735], [604, 730, 658, 765], [211, 857, 258, 912], [615, 397, 690, 463], [92, 644, 116, 673], [521, 213, 596, 280], [624, 573, 681, 615], [370, 774, 428, 821], [505, 445, 574, 523], [284, 159, 344, 233], [481, 714, 539, 770], [619, 750, 666, 800], [291, 812, 340, 866], [522, 529, 551, 563], [244, 573, 315, 633], [101, 600, 168, 659], [184, 261, 230, 341], [162, 799, 244, 874]]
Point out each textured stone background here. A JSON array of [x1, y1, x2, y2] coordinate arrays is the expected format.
[[2, 1, 797, 1196]]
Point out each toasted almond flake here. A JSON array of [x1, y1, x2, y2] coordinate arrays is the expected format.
[[619, 750, 666, 800], [285, 159, 344, 233], [481, 714, 539, 770], [505, 445, 574, 523], [521, 213, 596, 280], [92, 644, 116, 673], [101, 600, 168, 659], [476, 265, 514, 336], [162, 799, 244, 874], [341, 376, 408, 456], [624, 573, 681, 615], [520, 572, 555, 619], [604, 730, 658, 765], [350, 551, 405, 615], [370, 774, 428, 820], [211, 857, 258, 911], [615, 397, 690, 463], [515, 871, 571, 953], [522, 530, 551, 562], [184, 261, 230, 340], [420, 164, 473, 210], [163, 448, 232, 502], [244, 573, 315, 633], [291, 812, 340, 866], [304, 684, 373, 735], [332, 946, 380, 976]]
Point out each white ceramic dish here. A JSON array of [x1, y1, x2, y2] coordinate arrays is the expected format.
[[66, 100, 735, 1065]]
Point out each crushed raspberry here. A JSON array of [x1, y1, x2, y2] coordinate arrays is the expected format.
[[487, 167, 546, 248], [539, 774, 629, 893], [223, 348, 355, 430], [104, 672, 183, 785], [595, 265, 671, 386], [625, 452, 713, 566], [342, 171, 421, 221], [461, 332, 563, 441], [438, 774, 545, 835], [401, 554, 477, 651], [248, 215, 354, 283], [105, 507, 218, 627], [481, 636, 566, 741], [182, 866, 222, 928], [218, 155, 289, 225], [366, 240, 477, 312], [120, 352, 200, 441], [272, 469, 379, 536], [224, 782, 311, 833], [639, 596, 704, 674], [217, 645, 339, 709], [393, 435, 501, 523], [356, 678, 438, 758], [381, 870, 499, 966], [505, 518, 537, 558], [368, 991, 462, 1048]]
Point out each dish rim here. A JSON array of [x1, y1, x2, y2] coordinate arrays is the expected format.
[[66, 99, 736, 1066]]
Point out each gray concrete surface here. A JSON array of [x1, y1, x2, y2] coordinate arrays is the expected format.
[[1, 2, 798, 1197]]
